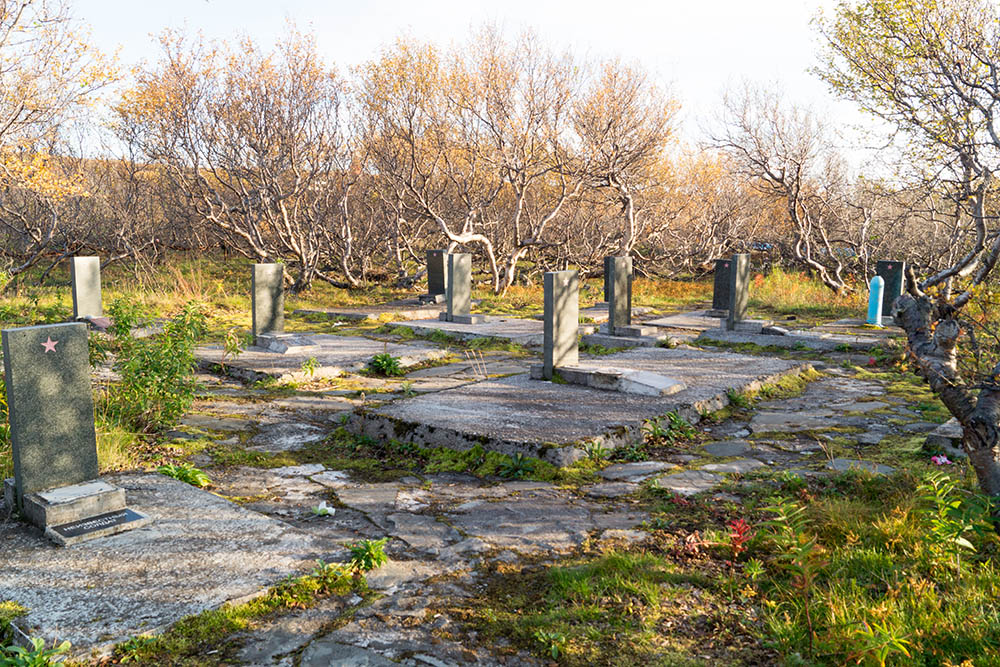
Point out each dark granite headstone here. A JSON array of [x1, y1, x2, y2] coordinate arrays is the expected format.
[[603, 256, 614, 303], [252, 263, 284, 338], [712, 258, 732, 313], [3, 322, 98, 501], [427, 250, 449, 296], [876, 260, 905, 315], [71, 256, 102, 320], [725, 254, 750, 331], [543, 270, 579, 379], [607, 256, 632, 332]]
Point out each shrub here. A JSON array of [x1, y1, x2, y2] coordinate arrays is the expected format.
[[103, 299, 206, 433]]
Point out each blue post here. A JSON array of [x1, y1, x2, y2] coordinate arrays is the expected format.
[[866, 275, 884, 326]]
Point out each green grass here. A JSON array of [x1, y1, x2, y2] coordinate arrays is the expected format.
[[105, 560, 365, 666]]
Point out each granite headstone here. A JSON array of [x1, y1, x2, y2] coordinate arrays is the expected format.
[[422, 249, 449, 304], [711, 258, 731, 316], [71, 256, 102, 320], [252, 263, 285, 338], [3, 322, 98, 501], [543, 270, 579, 379], [725, 253, 750, 332], [607, 256, 632, 333], [875, 260, 905, 315]]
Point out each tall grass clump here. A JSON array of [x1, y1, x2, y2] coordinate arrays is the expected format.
[[750, 267, 861, 321]]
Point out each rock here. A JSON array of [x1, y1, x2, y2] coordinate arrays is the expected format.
[[856, 431, 887, 446], [900, 421, 938, 434], [702, 441, 751, 458], [299, 641, 397, 667], [249, 422, 326, 452], [365, 560, 444, 591], [827, 458, 895, 475], [312, 470, 352, 488], [583, 482, 637, 499], [599, 528, 648, 543], [652, 470, 723, 496], [271, 464, 326, 477], [598, 461, 676, 482], [700, 458, 765, 474], [750, 409, 837, 433]]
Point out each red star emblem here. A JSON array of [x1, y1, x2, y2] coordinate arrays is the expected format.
[[41, 337, 58, 353]]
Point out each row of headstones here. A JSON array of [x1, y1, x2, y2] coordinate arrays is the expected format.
[[710, 256, 906, 327]]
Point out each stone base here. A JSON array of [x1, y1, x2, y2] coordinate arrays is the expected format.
[[723, 319, 773, 334], [530, 364, 686, 397], [437, 313, 487, 325], [418, 293, 446, 305], [78, 315, 112, 331], [706, 309, 727, 318], [614, 325, 661, 338], [4, 478, 150, 547], [254, 333, 318, 354], [581, 332, 673, 349]]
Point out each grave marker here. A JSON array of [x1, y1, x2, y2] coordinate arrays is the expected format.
[[420, 250, 449, 304], [607, 256, 632, 332], [542, 269, 579, 379], [725, 253, 750, 331], [1, 322, 148, 545], [602, 256, 614, 304], [438, 253, 485, 324], [867, 275, 884, 327], [876, 260, 905, 315], [252, 263, 285, 338], [251, 263, 315, 353], [71, 256, 102, 320], [709, 258, 731, 317]]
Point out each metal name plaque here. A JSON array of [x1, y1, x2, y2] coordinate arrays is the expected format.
[[49, 508, 145, 539]]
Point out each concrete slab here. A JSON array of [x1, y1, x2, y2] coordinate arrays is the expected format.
[[351, 348, 810, 464], [196, 335, 448, 383], [0, 473, 331, 658], [698, 327, 883, 351], [391, 316, 597, 347]]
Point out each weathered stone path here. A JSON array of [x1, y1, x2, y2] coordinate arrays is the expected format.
[[171, 353, 930, 665]]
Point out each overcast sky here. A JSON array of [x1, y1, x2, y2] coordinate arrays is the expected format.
[[74, 0, 869, 151]]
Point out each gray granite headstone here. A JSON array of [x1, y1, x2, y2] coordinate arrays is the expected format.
[[446, 253, 473, 321], [71, 256, 102, 320], [876, 260, 905, 315], [3, 322, 98, 502], [607, 256, 632, 332], [543, 270, 579, 379], [712, 258, 731, 313], [603, 256, 614, 303], [252, 263, 284, 338], [725, 254, 750, 331], [427, 250, 449, 297]]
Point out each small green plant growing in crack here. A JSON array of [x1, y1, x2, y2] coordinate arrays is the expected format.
[[726, 389, 751, 409], [583, 441, 611, 462], [533, 629, 567, 659], [300, 356, 319, 378], [349, 537, 390, 572], [368, 352, 404, 377], [1, 636, 71, 665], [158, 463, 211, 488], [499, 453, 535, 479]]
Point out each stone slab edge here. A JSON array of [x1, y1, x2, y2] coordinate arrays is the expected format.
[[348, 361, 814, 466], [697, 328, 880, 351], [197, 348, 447, 384], [581, 332, 675, 349]]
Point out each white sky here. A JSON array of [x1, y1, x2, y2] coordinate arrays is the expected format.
[[73, 0, 869, 152]]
